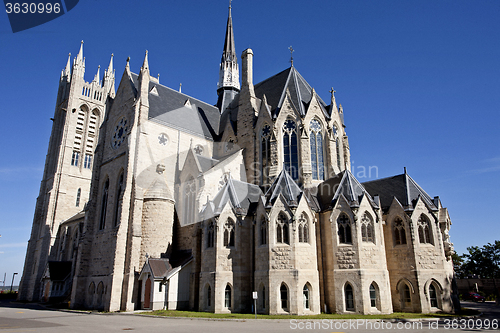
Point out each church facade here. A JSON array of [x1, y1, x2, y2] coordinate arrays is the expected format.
[[19, 7, 458, 315]]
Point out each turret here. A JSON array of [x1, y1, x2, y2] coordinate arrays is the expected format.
[[103, 54, 115, 98]]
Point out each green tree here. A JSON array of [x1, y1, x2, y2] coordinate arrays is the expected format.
[[460, 240, 500, 278]]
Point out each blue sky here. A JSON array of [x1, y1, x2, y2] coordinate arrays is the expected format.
[[0, 0, 499, 284]]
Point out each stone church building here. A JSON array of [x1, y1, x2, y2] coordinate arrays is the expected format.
[[19, 6, 458, 315]]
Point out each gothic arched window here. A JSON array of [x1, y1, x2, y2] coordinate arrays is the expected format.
[[99, 178, 109, 230], [309, 119, 324, 180], [207, 221, 215, 248], [225, 284, 232, 308], [183, 177, 196, 226], [337, 213, 351, 244], [345, 283, 354, 311], [223, 219, 235, 247], [276, 213, 289, 244], [418, 214, 433, 244], [361, 212, 375, 243], [280, 283, 288, 310], [261, 124, 272, 185], [76, 188, 81, 207], [336, 137, 341, 170], [283, 119, 299, 180], [303, 284, 310, 310], [298, 213, 309, 243], [113, 173, 124, 227], [260, 219, 267, 245], [429, 284, 438, 308], [394, 217, 407, 245]]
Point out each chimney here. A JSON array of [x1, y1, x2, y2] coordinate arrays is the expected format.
[[241, 48, 254, 94]]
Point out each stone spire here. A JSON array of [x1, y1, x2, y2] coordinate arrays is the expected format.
[[63, 53, 71, 77], [93, 65, 100, 83], [217, 3, 240, 113], [103, 54, 115, 97], [72, 40, 85, 78]]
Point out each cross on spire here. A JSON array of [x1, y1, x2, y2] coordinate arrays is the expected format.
[[288, 46, 294, 66]]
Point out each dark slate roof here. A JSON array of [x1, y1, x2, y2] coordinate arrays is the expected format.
[[264, 168, 302, 207], [316, 170, 378, 211], [148, 258, 171, 278], [48, 261, 72, 281], [254, 67, 328, 118], [362, 171, 437, 213], [209, 176, 262, 216], [130, 73, 220, 140], [196, 155, 220, 173]]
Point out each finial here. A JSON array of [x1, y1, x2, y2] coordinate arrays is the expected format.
[[157, 73, 160, 82], [127, 56, 130, 62], [179, 83, 182, 93], [288, 46, 294, 66], [229, 0, 232, 9], [404, 167, 407, 174]]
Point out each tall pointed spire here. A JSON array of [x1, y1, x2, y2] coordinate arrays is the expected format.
[[72, 41, 85, 78], [222, 2, 236, 64], [64, 53, 71, 77], [93, 65, 100, 83], [76, 40, 83, 64], [141, 50, 149, 72], [217, 2, 240, 113]]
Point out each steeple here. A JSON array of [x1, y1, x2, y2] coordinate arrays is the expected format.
[[63, 53, 71, 77], [93, 65, 100, 83], [217, 2, 240, 113]]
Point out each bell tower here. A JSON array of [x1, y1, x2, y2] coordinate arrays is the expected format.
[[18, 42, 115, 302]]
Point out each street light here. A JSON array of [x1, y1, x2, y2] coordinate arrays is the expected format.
[[10, 273, 18, 293]]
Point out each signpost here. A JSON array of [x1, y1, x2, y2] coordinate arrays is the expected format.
[[252, 291, 258, 319]]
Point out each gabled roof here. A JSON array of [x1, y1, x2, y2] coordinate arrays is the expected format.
[[316, 170, 378, 210], [130, 73, 220, 139], [362, 170, 438, 213], [264, 168, 302, 207], [254, 66, 328, 118], [148, 258, 171, 279], [209, 176, 262, 216]]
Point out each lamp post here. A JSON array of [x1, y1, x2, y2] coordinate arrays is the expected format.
[[10, 273, 18, 293]]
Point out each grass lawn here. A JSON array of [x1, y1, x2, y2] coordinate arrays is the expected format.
[[139, 308, 479, 320]]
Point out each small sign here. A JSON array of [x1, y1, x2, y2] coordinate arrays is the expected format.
[[252, 291, 258, 300]]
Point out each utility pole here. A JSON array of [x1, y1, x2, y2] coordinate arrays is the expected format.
[[10, 273, 18, 293]]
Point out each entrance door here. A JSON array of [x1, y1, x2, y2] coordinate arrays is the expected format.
[[144, 279, 151, 309]]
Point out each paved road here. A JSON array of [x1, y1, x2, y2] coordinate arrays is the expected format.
[[0, 300, 498, 332]]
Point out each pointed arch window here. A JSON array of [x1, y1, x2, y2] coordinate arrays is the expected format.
[[394, 217, 407, 245], [261, 124, 272, 185], [418, 214, 433, 244], [303, 284, 310, 310], [224, 284, 232, 308], [336, 137, 341, 170], [309, 119, 324, 180], [337, 213, 352, 244], [113, 173, 124, 227], [429, 284, 438, 308], [99, 178, 109, 230], [183, 177, 196, 226], [223, 219, 235, 247], [206, 285, 211, 308], [403, 284, 412, 307], [370, 284, 377, 308], [76, 188, 81, 207], [71, 151, 80, 166], [207, 221, 215, 248], [283, 119, 299, 180], [260, 219, 267, 245], [276, 213, 289, 244], [345, 284, 354, 311], [298, 213, 309, 243], [280, 284, 288, 310], [361, 212, 375, 243]]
